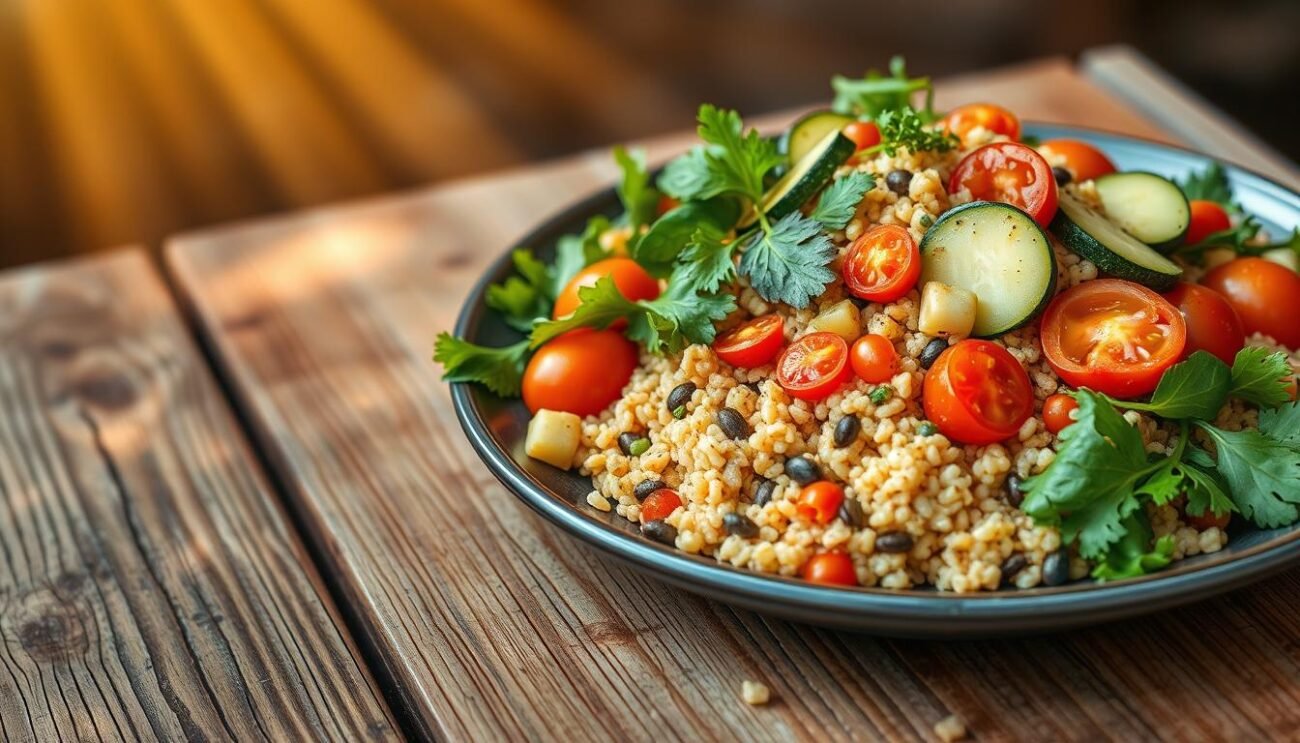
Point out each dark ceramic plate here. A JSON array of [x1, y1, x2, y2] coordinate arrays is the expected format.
[[451, 123, 1300, 637]]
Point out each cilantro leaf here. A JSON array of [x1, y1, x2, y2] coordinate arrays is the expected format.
[[1229, 346, 1293, 408], [869, 107, 959, 156], [674, 225, 736, 295], [809, 172, 875, 230], [1260, 401, 1300, 446], [658, 105, 782, 204], [552, 215, 610, 296], [1178, 162, 1234, 205], [1195, 422, 1300, 528], [831, 56, 936, 120], [613, 146, 659, 229], [433, 334, 530, 396], [1091, 511, 1175, 581], [632, 197, 739, 275], [1181, 449, 1235, 518], [529, 276, 640, 346], [486, 250, 553, 331], [737, 212, 838, 308], [1118, 351, 1230, 420]]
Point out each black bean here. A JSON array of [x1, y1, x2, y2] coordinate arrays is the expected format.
[[1000, 554, 1028, 582], [1004, 473, 1024, 509], [634, 479, 667, 501], [885, 169, 913, 196], [753, 479, 776, 507], [717, 407, 750, 440], [876, 531, 913, 554], [919, 337, 948, 370], [722, 512, 760, 538], [1052, 166, 1072, 186], [785, 456, 821, 486], [838, 498, 864, 528], [667, 382, 696, 413], [744, 381, 762, 394], [617, 432, 640, 455], [642, 520, 678, 545], [1043, 549, 1071, 587], [833, 415, 860, 448]]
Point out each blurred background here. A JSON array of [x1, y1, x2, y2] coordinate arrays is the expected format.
[[1, 0, 1296, 269]]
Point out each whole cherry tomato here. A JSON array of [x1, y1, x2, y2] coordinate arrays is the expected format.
[[849, 334, 899, 383], [1185, 200, 1232, 246], [1037, 139, 1117, 182], [843, 121, 882, 150], [1042, 393, 1080, 435], [640, 488, 682, 524], [1201, 257, 1300, 349], [553, 258, 660, 319], [801, 551, 858, 586], [796, 481, 845, 524], [523, 329, 638, 416], [1163, 282, 1245, 365], [922, 339, 1034, 445], [949, 142, 1058, 227], [943, 103, 1021, 145]]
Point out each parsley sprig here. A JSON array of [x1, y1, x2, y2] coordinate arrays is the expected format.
[[831, 56, 938, 121]]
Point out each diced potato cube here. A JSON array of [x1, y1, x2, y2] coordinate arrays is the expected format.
[[806, 299, 861, 343], [525, 409, 582, 469], [919, 281, 977, 337]]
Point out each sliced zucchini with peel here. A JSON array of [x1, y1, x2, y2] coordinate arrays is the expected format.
[[920, 201, 1057, 337], [1051, 190, 1183, 290], [1094, 172, 1190, 252], [779, 110, 855, 165], [740, 130, 856, 229]]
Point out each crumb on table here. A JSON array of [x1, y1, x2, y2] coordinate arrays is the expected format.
[[934, 714, 967, 742], [741, 680, 770, 706]]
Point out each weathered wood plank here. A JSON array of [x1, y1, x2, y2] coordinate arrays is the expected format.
[[166, 60, 1300, 740], [0, 250, 398, 742]]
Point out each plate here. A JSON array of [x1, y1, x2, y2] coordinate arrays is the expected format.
[[450, 123, 1300, 637]]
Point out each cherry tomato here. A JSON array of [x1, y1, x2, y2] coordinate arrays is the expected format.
[[1039, 279, 1187, 398], [1185, 200, 1231, 246], [553, 257, 660, 320], [640, 488, 682, 524], [714, 315, 785, 368], [942, 103, 1021, 145], [1162, 282, 1245, 365], [922, 340, 1034, 445], [796, 481, 845, 524], [850, 334, 899, 383], [1042, 393, 1080, 435], [1202, 258, 1300, 349], [523, 329, 638, 416], [1186, 508, 1231, 532], [801, 551, 858, 587], [1037, 139, 1117, 182], [656, 194, 681, 217], [842, 224, 921, 303], [949, 142, 1058, 227], [1287, 376, 1298, 401], [775, 333, 852, 401], [843, 121, 881, 150]]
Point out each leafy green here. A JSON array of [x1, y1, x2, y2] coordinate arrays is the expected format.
[[632, 197, 739, 276], [868, 106, 959, 157], [1229, 347, 1293, 408], [486, 250, 553, 331], [737, 211, 838, 307], [1260, 402, 1300, 446], [1181, 448, 1235, 518], [1195, 422, 1300, 528], [809, 172, 875, 230], [433, 335, 530, 396], [1117, 351, 1230, 421], [1091, 511, 1175, 581], [831, 56, 936, 120], [1238, 227, 1300, 261], [657, 105, 783, 204], [1178, 161, 1234, 205], [552, 215, 609, 296], [1175, 214, 1261, 259], [613, 146, 659, 229], [674, 225, 736, 294]]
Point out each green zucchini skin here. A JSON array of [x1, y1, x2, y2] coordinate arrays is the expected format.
[[1050, 191, 1183, 291], [1094, 171, 1191, 253], [741, 130, 855, 229], [779, 110, 855, 166]]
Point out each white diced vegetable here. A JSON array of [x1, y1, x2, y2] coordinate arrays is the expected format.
[[806, 299, 861, 343], [525, 409, 582, 469], [1202, 248, 1237, 271], [1263, 247, 1299, 273], [919, 281, 977, 337]]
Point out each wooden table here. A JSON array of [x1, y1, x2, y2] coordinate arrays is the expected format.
[[5, 48, 1300, 741]]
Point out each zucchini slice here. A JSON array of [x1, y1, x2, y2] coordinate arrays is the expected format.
[[1051, 191, 1183, 290], [740, 130, 855, 229], [779, 110, 855, 166], [920, 201, 1057, 338], [1094, 172, 1190, 252]]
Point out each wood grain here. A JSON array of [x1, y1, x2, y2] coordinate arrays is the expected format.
[[168, 61, 1300, 740], [0, 251, 397, 741]]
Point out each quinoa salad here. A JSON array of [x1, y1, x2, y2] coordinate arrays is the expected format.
[[438, 58, 1300, 593]]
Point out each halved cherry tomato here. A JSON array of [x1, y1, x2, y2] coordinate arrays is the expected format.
[[523, 329, 638, 416], [1037, 139, 1117, 182], [949, 142, 1058, 227], [1185, 200, 1231, 246], [922, 339, 1034, 445], [1040, 279, 1187, 398], [942, 103, 1021, 145], [776, 332, 852, 401], [797, 481, 844, 524], [843, 121, 881, 150], [842, 224, 921, 303], [850, 334, 899, 383], [802, 551, 858, 586], [1162, 282, 1245, 365], [553, 257, 660, 320], [1042, 393, 1079, 435], [1202, 257, 1300, 349], [640, 488, 682, 524], [714, 315, 785, 368]]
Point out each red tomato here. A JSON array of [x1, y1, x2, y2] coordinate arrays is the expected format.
[[843, 121, 881, 150], [1186, 508, 1230, 532], [842, 224, 921, 303], [1287, 376, 1298, 401], [942, 103, 1021, 145], [1042, 393, 1079, 435], [922, 340, 1035, 445], [640, 488, 682, 524], [1185, 200, 1232, 246], [656, 195, 681, 217], [1037, 139, 1117, 182], [850, 334, 899, 383], [523, 330, 639, 416], [1202, 258, 1300, 349], [553, 258, 660, 320], [1040, 279, 1187, 398], [776, 332, 852, 401], [796, 481, 845, 525], [714, 315, 785, 368], [949, 142, 1058, 227], [801, 551, 858, 587], [1162, 282, 1245, 364]]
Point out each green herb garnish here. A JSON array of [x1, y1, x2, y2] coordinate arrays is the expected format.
[[831, 56, 937, 121], [433, 335, 530, 396]]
